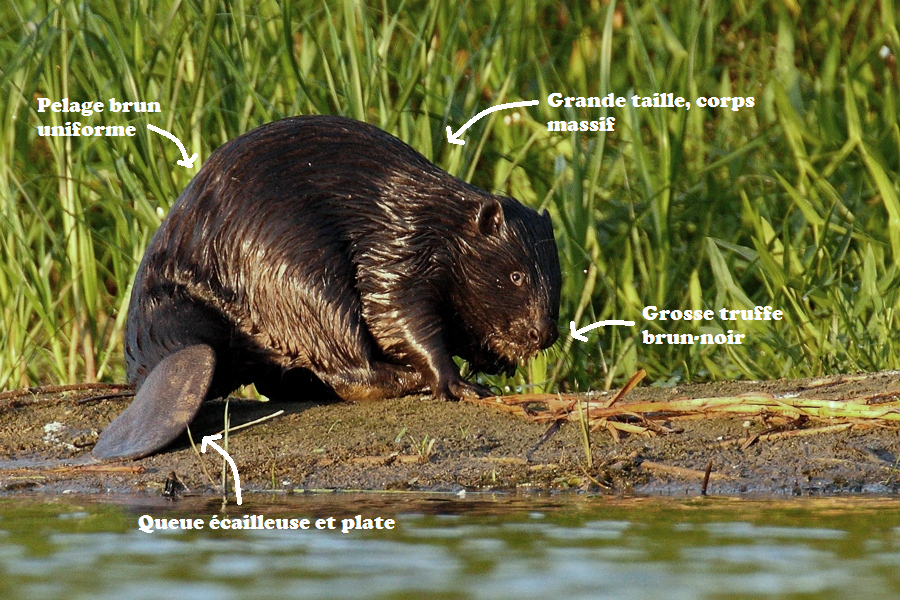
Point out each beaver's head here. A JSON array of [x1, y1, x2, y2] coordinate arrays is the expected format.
[[447, 195, 561, 376]]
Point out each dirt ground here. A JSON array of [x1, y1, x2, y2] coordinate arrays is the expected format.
[[2, 371, 900, 499]]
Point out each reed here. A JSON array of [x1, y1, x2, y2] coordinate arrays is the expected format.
[[1, 0, 897, 393]]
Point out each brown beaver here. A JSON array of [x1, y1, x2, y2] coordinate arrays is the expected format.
[[93, 115, 561, 461]]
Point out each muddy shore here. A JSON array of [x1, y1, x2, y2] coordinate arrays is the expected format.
[[2, 372, 900, 498]]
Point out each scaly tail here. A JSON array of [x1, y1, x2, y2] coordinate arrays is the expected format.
[[93, 344, 215, 460]]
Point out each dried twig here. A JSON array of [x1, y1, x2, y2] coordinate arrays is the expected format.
[[468, 377, 900, 443], [75, 392, 135, 404], [0, 383, 133, 409], [701, 461, 713, 495], [577, 461, 611, 490], [0, 464, 145, 475], [214, 409, 285, 436], [525, 420, 561, 462], [721, 423, 856, 449], [640, 460, 736, 481], [0, 382, 130, 401], [603, 369, 646, 408]]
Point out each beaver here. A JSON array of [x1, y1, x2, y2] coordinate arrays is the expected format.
[[93, 115, 562, 461]]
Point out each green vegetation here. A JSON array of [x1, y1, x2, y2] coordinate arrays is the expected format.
[[1, 0, 898, 393]]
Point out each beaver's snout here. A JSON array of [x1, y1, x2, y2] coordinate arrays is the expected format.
[[529, 318, 559, 350]]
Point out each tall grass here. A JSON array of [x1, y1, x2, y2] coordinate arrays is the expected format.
[[0, 0, 898, 392]]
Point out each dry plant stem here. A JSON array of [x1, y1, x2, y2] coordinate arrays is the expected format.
[[472, 390, 900, 427], [186, 427, 216, 488], [222, 398, 230, 505], [214, 409, 285, 437], [577, 461, 611, 490], [640, 460, 736, 481], [469, 380, 900, 450], [0, 464, 145, 475], [0, 382, 130, 401], [577, 396, 593, 469], [582, 395, 900, 422], [1, 391, 134, 411], [75, 393, 134, 404], [603, 369, 647, 408], [350, 454, 424, 465], [717, 423, 855, 448], [885, 454, 900, 485], [701, 461, 713, 496], [526, 421, 562, 462]]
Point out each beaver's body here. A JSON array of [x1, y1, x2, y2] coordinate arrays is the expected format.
[[93, 115, 561, 461]]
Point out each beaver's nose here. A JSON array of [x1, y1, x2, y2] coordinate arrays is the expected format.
[[529, 319, 559, 349]]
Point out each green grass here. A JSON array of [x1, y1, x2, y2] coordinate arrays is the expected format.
[[0, 0, 898, 393]]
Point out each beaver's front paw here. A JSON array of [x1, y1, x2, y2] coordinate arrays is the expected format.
[[434, 377, 495, 401]]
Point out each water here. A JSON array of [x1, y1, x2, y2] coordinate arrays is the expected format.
[[2, 493, 900, 599]]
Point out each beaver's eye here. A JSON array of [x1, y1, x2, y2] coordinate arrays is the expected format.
[[510, 271, 524, 286]]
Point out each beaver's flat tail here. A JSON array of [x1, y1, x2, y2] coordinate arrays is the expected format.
[[93, 344, 215, 461]]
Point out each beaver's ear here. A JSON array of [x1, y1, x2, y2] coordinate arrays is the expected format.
[[476, 197, 504, 236], [541, 208, 552, 223]]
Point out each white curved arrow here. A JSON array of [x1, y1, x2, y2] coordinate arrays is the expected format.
[[201, 434, 242, 505], [446, 100, 539, 145], [147, 124, 198, 168], [570, 320, 636, 342]]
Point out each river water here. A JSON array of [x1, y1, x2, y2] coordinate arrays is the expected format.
[[2, 493, 899, 599]]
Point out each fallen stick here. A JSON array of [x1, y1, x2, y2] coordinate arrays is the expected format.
[[602, 369, 647, 408], [470, 392, 900, 426], [214, 410, 285, 436], [0, 382, 131, 401], [718, 423, 855, 448], [640, 460, 737, 481], [0, 464, 145, 475]]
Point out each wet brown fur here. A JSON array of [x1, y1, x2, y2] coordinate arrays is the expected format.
[[126, 115, 561, 405]]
